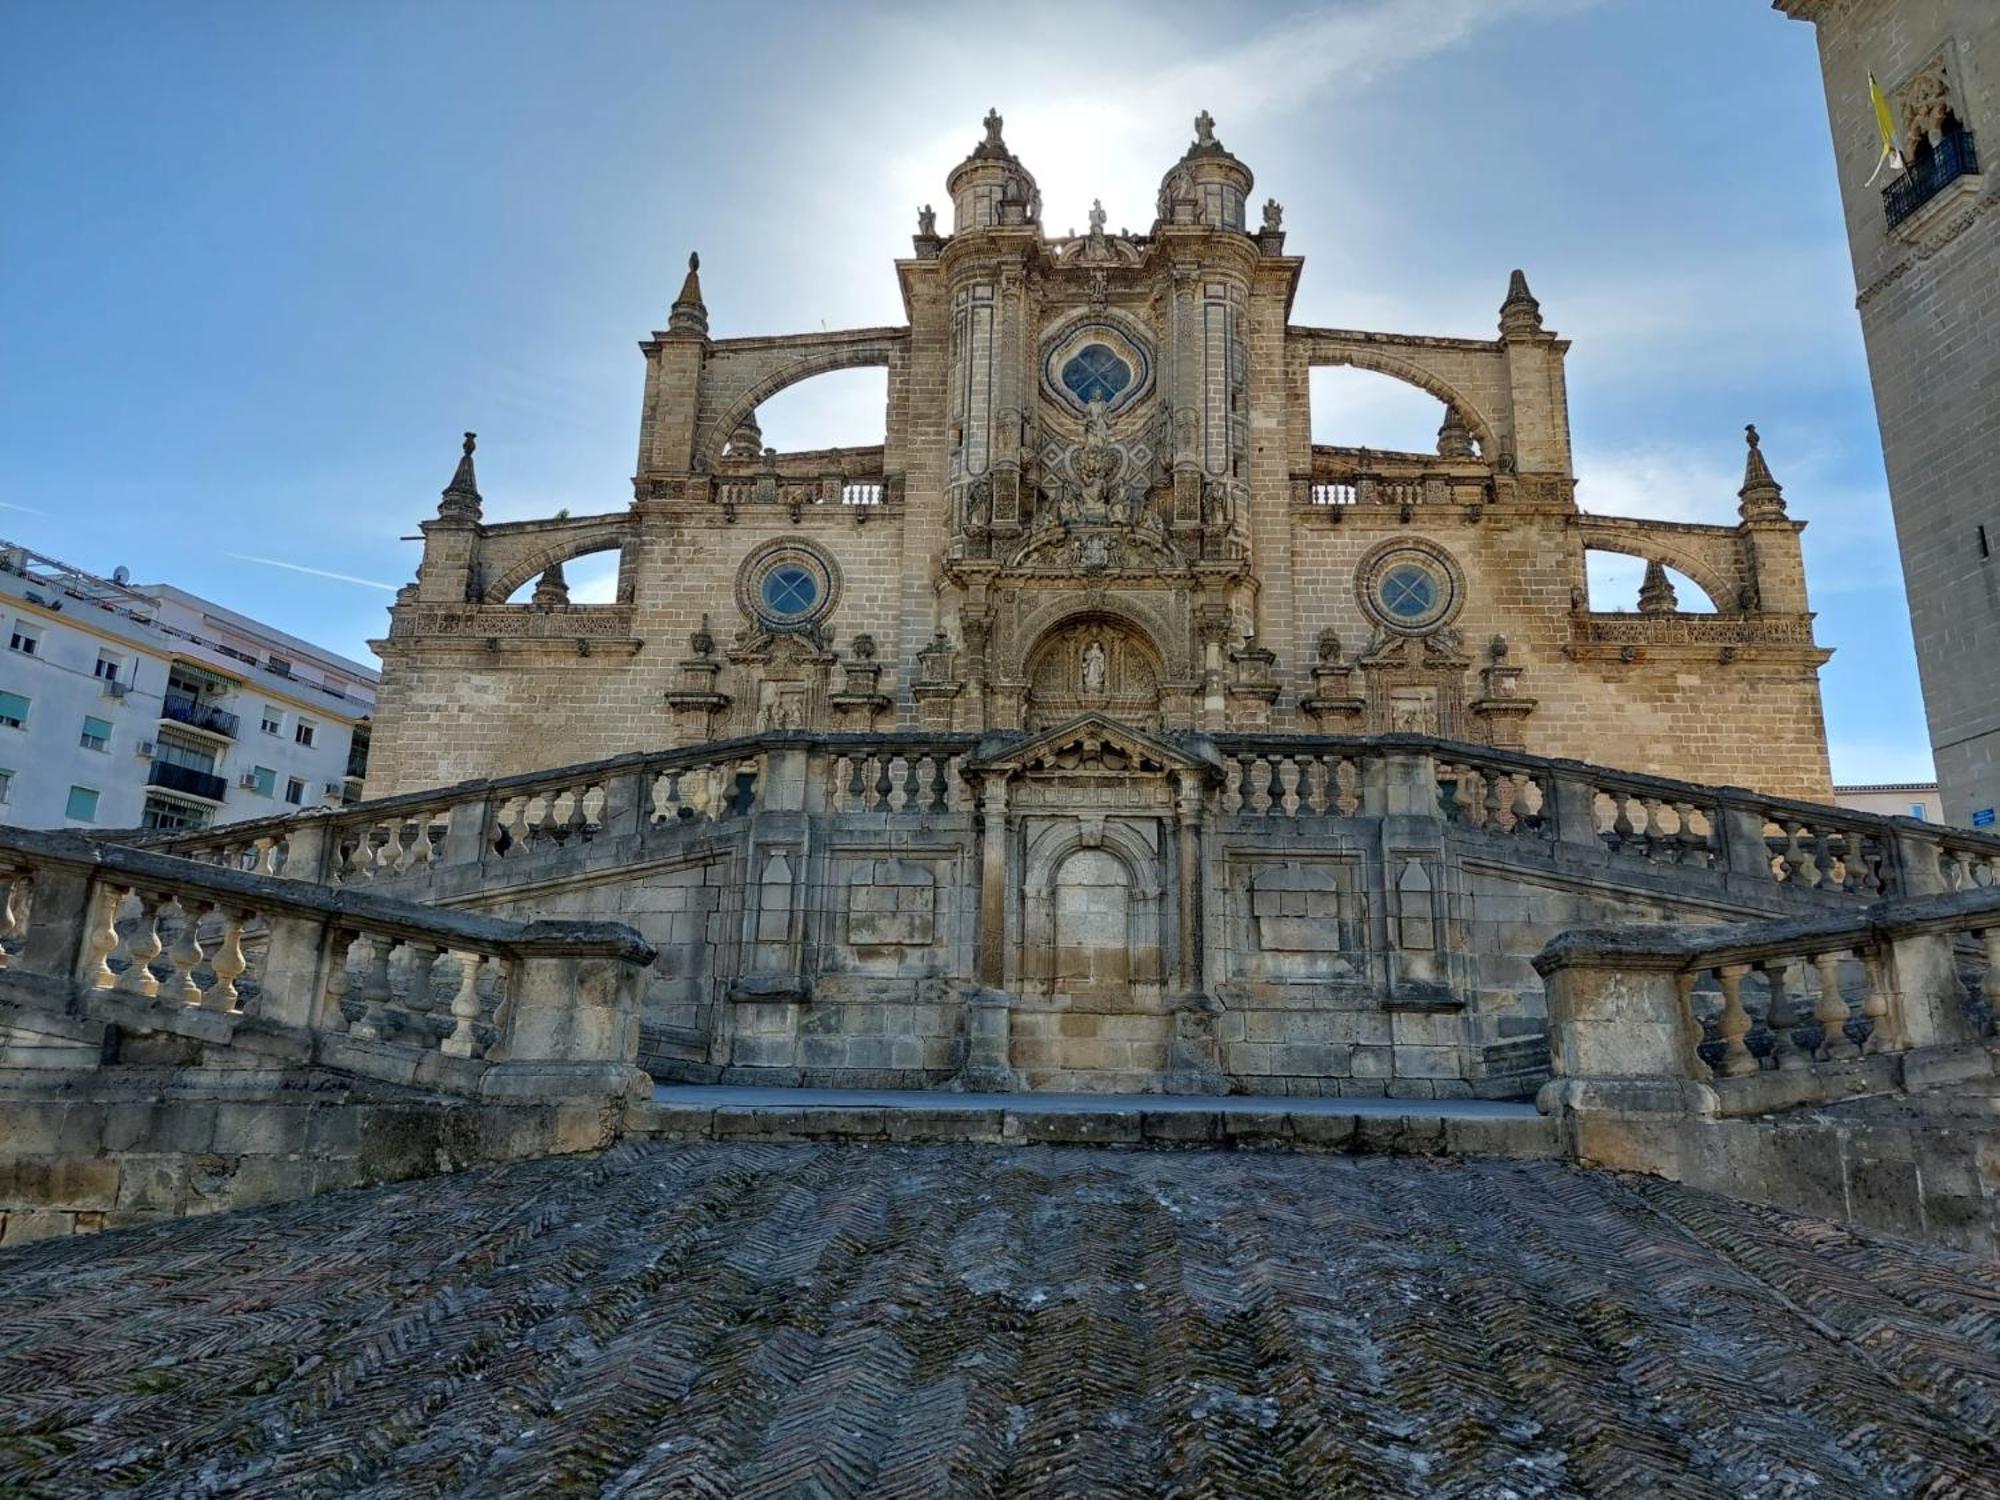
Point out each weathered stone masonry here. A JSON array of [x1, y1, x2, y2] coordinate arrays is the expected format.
[[368, 112, 1836, 803]]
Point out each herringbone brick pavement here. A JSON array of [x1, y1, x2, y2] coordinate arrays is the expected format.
[[1, 1144, 1996, 1498]]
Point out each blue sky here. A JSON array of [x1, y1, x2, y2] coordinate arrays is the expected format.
[[0, 0, 1932, 783]]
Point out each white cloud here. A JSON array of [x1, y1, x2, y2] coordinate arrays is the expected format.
[[1572, 444, 1742, 526], [227, 553, 397, 591]]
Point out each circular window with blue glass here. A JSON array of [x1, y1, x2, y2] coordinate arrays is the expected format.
[[737, 540, 839, 632], [1357, 541, 1462, 635], [1040, 317, 1154, 419], [1060, 344, 1133, 406]]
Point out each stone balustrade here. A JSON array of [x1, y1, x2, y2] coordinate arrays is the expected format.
[[826, 742, 969, 813], [0, 825, 656, 1101], [1293, 447, 1490, 513], [120, 732, 2000, 912], [1535, 885, 2000, 1122]]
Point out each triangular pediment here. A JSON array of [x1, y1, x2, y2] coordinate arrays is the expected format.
[[967, 713, 1218, 779]]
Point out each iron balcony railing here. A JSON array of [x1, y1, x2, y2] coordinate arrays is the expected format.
[[160, 690, 240, 739], [147, 760, 229, 803], [1884, 127, 1980, 229]]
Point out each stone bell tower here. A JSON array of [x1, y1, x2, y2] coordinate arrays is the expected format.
[[1778, 1, 1999, 824]]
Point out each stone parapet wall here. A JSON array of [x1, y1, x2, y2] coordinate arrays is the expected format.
[[0, 1071, 621, 1245]]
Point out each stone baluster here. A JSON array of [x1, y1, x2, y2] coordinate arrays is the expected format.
[[0, 870, 28, 969], [1275, 756, 1300, 817], [1761, 959, 1804, 1071], [1714, 963, 1756, 1078], [206, 907, 248, 1013], [1609, 792, 1636, 852], [873, 755, 895, 812], [350, 932, 397, 1040], [83, 884, 122, 989], [1672, 802, 1707, 866], [320, 928, 356, 1032], [1675, 971, 1703, 1066], [899, 755, 920, 813], [1860, 946, 1898, 1054], [117, 888, 162, 998], [1482, 770, 1508, 830], [1511, 773, 1538, 832], [1811, 829, 1840, 890], [1810, 950, 1857, 1060], [1780, 822, 1810, 885], [405, 941, 445, 1025], [441, 951, 486, 1058], [164, 896, 205, 1005]]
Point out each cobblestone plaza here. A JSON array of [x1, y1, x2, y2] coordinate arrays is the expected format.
[[3, 1143, 1996, 1497]]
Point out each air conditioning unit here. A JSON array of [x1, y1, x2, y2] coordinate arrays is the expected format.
[[239, 772, 262, 789], [135, 739, 155, 758], [102, 679, 128, 699]]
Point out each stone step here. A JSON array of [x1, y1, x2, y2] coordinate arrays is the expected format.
[[633, 1084, 1558, 1156]]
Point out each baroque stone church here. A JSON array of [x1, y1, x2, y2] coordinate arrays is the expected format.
[[307, 112, 1875, 1099], [370, 110, 1833, 801]]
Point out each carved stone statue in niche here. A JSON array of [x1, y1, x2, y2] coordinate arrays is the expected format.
[[1025, 621, 1163, 729], [1081, 639, 1107, 694]]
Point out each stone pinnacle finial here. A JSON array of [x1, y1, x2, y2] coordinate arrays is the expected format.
[[531, 558, 570, 609], [1637, 559, 1679, 615], [669, 250, 708, 337], [1499, 268, 1543, 337], [1738, 423, 1787, 520], [438, 430, 481, 522]]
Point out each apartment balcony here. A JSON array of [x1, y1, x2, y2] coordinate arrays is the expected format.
[[1884, 127, 1980, 230], [160, 691, 240, 740], [146, 760, 229, 804]]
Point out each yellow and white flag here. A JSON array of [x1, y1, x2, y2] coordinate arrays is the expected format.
[[1866, 72, 1906, 185]]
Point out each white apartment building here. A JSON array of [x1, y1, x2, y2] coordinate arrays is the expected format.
[[0, 539, 378, 832]]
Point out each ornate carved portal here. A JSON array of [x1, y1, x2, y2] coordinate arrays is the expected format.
[[1023, 618, 1164, 729]]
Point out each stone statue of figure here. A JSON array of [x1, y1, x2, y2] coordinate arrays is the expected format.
[[1081, 639, 1108, 694], [1262, 197, 1283, 232], [917, 203, 936, 236], [1194, 110, 1216, 147], [1088, 198, 1107, 235]]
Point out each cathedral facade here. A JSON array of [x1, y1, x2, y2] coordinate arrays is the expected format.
[[370, 112, 1834, 801]]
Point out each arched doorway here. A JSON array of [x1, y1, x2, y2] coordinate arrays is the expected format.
[[1052, 848, 1132, 998], [1022, 616, 1164, 729]]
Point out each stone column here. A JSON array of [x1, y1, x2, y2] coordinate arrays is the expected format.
[[976, 776, 1010, 990], [1173, 769, 1206, 994]]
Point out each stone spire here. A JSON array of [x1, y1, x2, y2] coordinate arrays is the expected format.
[[1637, 559, 1679, 614], [1737, 424, 1788, 521], [1436, 406, 1477, 459], [531, 559, 570, 608], [669, 251, 708, 337], [1499, 269, 1544, 338], [437, 432, 481, 523]]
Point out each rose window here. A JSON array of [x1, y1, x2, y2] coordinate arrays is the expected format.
[[1059, 344, 1133, 406]]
